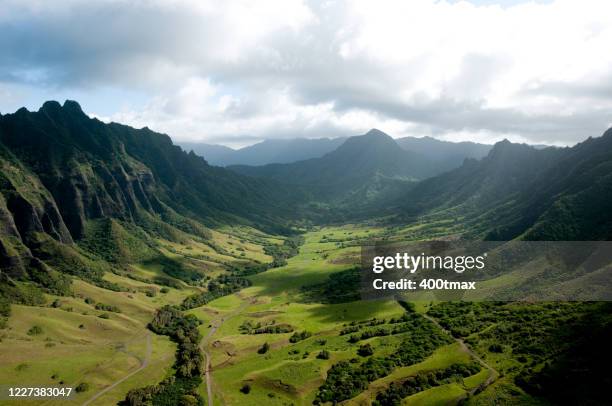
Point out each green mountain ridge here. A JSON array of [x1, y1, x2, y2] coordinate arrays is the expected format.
[[229, 129, 440, 199], [0, 100, 302, 305], [1, 100, 611, 406], [398, 131, 612, 240]]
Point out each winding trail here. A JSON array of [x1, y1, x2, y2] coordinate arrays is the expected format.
[[81, 332, 152, 406], [422, 313, 498, 393], [201, 297, 256, 406]]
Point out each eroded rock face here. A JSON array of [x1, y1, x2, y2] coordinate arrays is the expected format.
[[0, 237, 27, 279], [0, 100, 292, 293]]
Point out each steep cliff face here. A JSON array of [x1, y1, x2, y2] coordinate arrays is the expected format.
[[0, 100, 294, 296]]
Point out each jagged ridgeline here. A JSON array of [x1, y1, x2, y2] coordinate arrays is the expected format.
[[398, 129, 612, 241], [0, 100, 296, 311]]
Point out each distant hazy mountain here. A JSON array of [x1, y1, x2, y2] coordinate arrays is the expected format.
[[179, 142, 236, 166], [229, 129, 441, 199], [180, 137, 347, 166], [396, 136, 492, 169]]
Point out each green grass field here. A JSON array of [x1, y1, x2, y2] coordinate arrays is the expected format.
[[193, 225, 500, 406], [1, 222, 564, 406], [0, 225, 284, 405]]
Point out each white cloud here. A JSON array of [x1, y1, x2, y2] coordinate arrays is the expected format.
[[2, 0, 612, 146]]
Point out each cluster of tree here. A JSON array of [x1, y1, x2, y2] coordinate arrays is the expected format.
[[374, 362, 481, 405], [347, 312, 427, 343], [0, 296, 10, 329], [122, 305, 204, 405], [515, 312, 612, 406], [144, 256, 204, 284], [340, 317, 388, 335], [263, 235, 304, 267], [179, 275, 251, 310], [427, 301, 508, 338], [301, 267, 361, 304], [429, 301, 612, 404], [357, 343, 373, 357], [314, 315, 451, 403], [122, 376, 202, 406], [289, 330, 312, 343], [239, 319, 294, 335], [152, 275, 183, 289], [94, 303, 121, 313]]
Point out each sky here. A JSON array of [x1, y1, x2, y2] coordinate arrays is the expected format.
[[1, 0, 612, 147]]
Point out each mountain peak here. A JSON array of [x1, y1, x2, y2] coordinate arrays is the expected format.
[[40, 100, 62, 113], [364, 128, 389, 137], [486, 139, 537, 164], [338, 129, 398, 152], [38, 100, 85, 117], [63, 100, 84, 114]]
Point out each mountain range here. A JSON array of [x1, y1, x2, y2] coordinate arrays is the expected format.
[[181, 133, 492, 168], [1, 100, 611, 405], [180, 137, 347, 166], [399, 132, 612, 240], [2, 100, 611, 300]]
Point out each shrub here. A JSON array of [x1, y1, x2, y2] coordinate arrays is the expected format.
[[75, 383, 89, 393], [289, 331, 312, 343], [27, 325, 43, 336], [258, 342, 270, 354], [489, 343, 503, 353], [317, 350, 330, 360], [240, 384, 251, 394], [95, 303, 120, 313], [357, 343, 374, 357]]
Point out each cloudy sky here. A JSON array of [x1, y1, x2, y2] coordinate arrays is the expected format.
[[1, 0, 612, 147]]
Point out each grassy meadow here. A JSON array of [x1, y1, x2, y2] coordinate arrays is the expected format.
[[2, 221, 602, 405]]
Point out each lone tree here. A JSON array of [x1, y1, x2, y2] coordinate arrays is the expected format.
[[357, 343, 374, 357], [258, 342, 270, 354], [317, 350, 330, 360]]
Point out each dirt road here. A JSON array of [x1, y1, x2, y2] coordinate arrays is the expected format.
[[202, 297, 255, 406], [81, 332, 152, 406], [422, 313, 498, 393]]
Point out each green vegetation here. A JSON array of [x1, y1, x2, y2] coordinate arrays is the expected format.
[[258, 342, 270, 354], [75, 382, 90, 393], [27, 325, 43, 336], [122, 306, 204, 405], [2, 102, 612, 406], [316, 350, 330, 360], [374, 362, 481, 405], [301, 266, 360, 303], [94, 302, 121, 313], [289, 330, 312, 343], [314, 310, 452, 403], [239, 320, 294, 334], [427, 301, 612, 405]]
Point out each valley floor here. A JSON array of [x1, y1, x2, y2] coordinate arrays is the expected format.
[[191, 225, 499, 406], [2, 223, 606, 405]]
